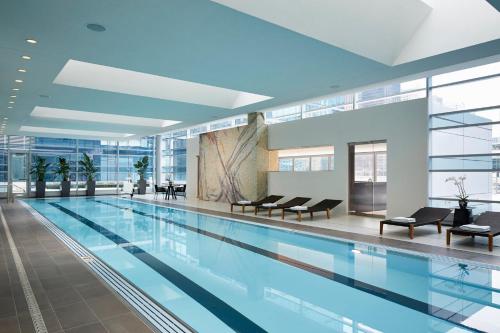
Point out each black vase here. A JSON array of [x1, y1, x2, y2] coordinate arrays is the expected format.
[[137, 179, 147, 194], [61, 180, 71, 197], [35, 181, 46, 198], [458, 199, 468, 209], [86, 180, 96, 196]]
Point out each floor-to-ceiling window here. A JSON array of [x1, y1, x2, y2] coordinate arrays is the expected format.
[[159, 115, 250, 183], [0, 135, 155, 196], [0, 136, 8, 194], [77, 139, 119, 190], [161, 131, 187, 183], [429, 61, 500, 213], [31, 137, 79, 186], [118, 137, 155, 184]]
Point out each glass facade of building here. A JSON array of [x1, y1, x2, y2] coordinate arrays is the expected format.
[[264, 78, 427, 124], [162, 131, 187, 183], [429, 61, 500, 213], [159, 115, 249, 183], [0, 135, 155, 195]]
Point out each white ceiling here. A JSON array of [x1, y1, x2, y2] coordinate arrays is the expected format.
[[54, 60, 273, 109], [31, 106, 180, 128], [0, 0, 499, 140], [395, 0, 500, 65], [212, 0, 500, 66], [19, 126, 134, 138]]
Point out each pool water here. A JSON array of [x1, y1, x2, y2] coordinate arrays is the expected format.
[[25, 197, 500, 332]]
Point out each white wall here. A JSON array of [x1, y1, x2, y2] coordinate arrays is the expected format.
[[186, 137, 199, 199], [267, 99, 429, 217]]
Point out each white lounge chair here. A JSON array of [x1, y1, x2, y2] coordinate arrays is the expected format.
[[121, 181, 135, 199]]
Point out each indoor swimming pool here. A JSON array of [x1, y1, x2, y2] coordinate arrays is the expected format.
[[24, 197, 500, 333]]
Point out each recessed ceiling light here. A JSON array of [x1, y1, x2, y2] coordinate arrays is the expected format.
[[12, 88, 20, 91], [25, 38, 37, 44], [8, 101, 14, 104], [86, 23, 106, 32], [15, 79, 23, 83], [10, 96, 16, 98], [21, 55, 31, 60], [4, 118, 8, 120], [17, 69, 27, 73], [7, 106, 13, 109]]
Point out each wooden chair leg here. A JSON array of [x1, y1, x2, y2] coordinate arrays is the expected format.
[[281, 209, 285, 219], [446, 229, 451, 246], [488, 234, 493, 252], [409, 224, 415, 239], [326, 208, 331, 219], [379, 222, 384, 235], [309, 211, 313, 219], [268, 209, 272, 217], [230, 204, 233, 212], [437, 221, 442, 234], [254, 207, 258, 215], [297, 211, 302, 222], [242, 205, 245, 213]]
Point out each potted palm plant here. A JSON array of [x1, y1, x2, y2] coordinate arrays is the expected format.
[[54, 156, 71, 197], [30, 156, 50, 198], [133, 156, 149, 194], [79, 153, 97, 196]]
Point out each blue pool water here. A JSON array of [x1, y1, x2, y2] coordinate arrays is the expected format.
[[25, 197, 500, 333]]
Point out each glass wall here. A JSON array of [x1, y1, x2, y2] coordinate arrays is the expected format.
[[159, 115, 249, 183], [186, 114, 248, 138], [0, 135, 155, 195], [265, 78, 427, 124], [161, 131, 187, 183], [276, 146, 334, 172], [31, 137, 79, 184], [429, 61, 500, 213], [118, 137, 155, 183]]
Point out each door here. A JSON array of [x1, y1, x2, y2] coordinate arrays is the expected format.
[[349, 141, 387, 217], [8, 152, 29, 198]]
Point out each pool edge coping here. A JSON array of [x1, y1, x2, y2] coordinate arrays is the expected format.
[[18, 199, 196, 333], [128, 196, 500, 270]]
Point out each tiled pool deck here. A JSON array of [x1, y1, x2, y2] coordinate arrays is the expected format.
[[2, 195, 499, 333], [0, 201, 154, 333]]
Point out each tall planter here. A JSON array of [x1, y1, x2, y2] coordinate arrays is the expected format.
[[61, 180, 71, 197], [54, 156, 71, 198], [35, 181, 46, 198], [31, 157, 50, 199], [137, 179, 147, 195], [134, 156, 149, 196], [79, 153, 97, 197], [86, 180, 96, 196]]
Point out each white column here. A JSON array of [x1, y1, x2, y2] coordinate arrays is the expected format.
[[155, 135, 162, 186]]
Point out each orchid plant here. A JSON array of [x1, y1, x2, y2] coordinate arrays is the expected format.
[[445, 175, 469, 207]]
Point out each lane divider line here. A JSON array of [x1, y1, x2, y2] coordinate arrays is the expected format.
[[19, 200, 193, 333]]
